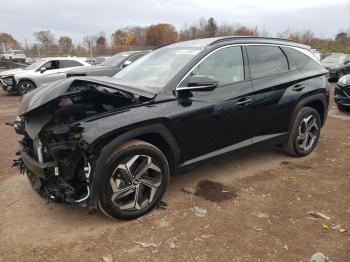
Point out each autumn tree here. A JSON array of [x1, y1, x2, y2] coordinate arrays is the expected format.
[[34, 30, 55, 46], [112, 30, 127, 46], [58, 36, 73, 53], [205, 17, 218, 37], [145, 23, 178, 46], [96, 31, 107, 55], [0, 33, 20, 52], [124, 26, 147, 45]]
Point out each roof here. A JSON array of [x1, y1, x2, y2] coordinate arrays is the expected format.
[[174, 36, 310, 50]]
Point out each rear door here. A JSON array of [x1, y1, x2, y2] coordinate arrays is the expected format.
[[246, 45, 297, 141], [172, 45, 256, 161]]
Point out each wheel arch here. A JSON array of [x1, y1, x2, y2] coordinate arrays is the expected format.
[[16, 77, 38, 87], [291, 93, 328, 130], [90, 123, 180, 209]]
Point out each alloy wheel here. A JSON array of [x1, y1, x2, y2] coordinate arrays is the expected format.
[[109, 154, 162, 210], [296, 114, 319, 152], [18, 81, 35, 95]]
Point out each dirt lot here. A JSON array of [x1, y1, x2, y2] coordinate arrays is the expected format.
[[0, 83, 349, 262]]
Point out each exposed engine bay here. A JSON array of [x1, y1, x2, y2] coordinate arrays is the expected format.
[[12, 79, 152, 206]]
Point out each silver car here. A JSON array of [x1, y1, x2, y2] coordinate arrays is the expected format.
[[0, 57, 91, 95]]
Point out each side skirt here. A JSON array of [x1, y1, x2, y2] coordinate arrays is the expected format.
[[177, 133, 287, 169]]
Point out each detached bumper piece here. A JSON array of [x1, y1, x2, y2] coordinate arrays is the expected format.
[[20, 149, 56, 179]]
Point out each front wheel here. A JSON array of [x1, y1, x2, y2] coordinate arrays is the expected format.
[[17, 80, 36, 96], [283, 107, 321, 157], [96, 140, 170, 219]]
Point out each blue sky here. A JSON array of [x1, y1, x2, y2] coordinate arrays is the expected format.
[[1, 0, 349, 44]]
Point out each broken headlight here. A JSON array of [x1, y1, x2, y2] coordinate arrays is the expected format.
[[1, 76, 14, 86], [13, 116, 25, 135]]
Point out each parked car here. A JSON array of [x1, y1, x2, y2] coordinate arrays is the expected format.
[[0, 57, 91, 95], [1, 49, 26, 63], [334, 75, 350, 111], [11, 37, 329, 219], [321, 54, 350, 81], [66, 51, 149, 77]]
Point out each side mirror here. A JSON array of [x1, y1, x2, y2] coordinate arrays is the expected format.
[[40, 67, 47, 73], [121, 60, 132, 68], [178, 75, 218, 92]]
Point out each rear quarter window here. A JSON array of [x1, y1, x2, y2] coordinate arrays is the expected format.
[[247, 45, 289, 79], [282, 47, 322, 71]]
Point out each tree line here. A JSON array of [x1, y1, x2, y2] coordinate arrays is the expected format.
[[0, 17, 349, 58]]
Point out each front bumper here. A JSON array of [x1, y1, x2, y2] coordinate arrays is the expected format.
[[334, 83, 350, 107]]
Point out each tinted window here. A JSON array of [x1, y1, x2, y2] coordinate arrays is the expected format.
[[128, 53, 145, 62], [247, 46, 289, 79], [60, 60, 83, 68], [41, 60, 59, 71], [283, 47, 322, 71], [193, 46, 244, 86]]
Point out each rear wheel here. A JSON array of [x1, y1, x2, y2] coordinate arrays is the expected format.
[[17, 80, 36, 96], [96, 140, 170, 219], [283, 107, 321, 157]]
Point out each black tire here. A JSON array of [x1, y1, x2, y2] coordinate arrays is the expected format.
[[96, 139, 170, 220], [283, 107, 321, 157], [337, 104, 350, 112], [337, 71, 345, 80], [17, 80, 36, 96]]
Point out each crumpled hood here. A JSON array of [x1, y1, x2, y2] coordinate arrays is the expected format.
[[67, 65, 116, 75], [18, 76, 156, 116], [0, 68, 25, 77]]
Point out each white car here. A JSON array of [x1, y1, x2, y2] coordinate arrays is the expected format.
[[0, 57, 91, 95], [1, 50, 26, 63]]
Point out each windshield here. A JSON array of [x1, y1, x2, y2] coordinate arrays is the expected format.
[[113, 46, 203, 90], [100, 53, 130, 66], [321, 54, 346, 64], [24, 59, 46, 70]]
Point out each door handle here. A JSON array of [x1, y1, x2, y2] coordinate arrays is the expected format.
[[292, 84, 305, 91], [236, 97, 253, 107]]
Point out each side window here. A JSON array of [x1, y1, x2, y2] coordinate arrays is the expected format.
[[282, 47, 322, 71], [193, 46, 244, 86], [60, 60, 83, 68], [247, 46, 289, 79], [41, 60, 59, 71], [128, 53, 145, 62]]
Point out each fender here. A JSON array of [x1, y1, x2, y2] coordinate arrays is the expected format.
[[90, 123, 181, 208], [15, 77, 38, 88], [289, 92, 328, 131]]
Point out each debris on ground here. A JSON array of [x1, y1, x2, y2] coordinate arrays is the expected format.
[[134, 241, 161, 248], [256, 212, 270, 219], [322, 224, 329, 230], [102, 255, 113, 262], [167, 237, 177, 249], [330, 224, 347, 233], [191, 206, 207, 217], [182, 186, 196, 194], [283, 244, 288, 251], [156, 200, 168, 210], [309, 252, 327, 262], [199, 234, 214, 239], [195, 180, 236, 202], [307, 211, 330, 220], [253, 226, 263, 231]]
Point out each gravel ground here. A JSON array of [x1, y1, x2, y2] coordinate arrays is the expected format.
[[0, 83, 349, 261]]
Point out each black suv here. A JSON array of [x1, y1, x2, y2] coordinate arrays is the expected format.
[[66, 50, 149, 78], [13, 37, 329, 219], [321, 54, 350, 81]]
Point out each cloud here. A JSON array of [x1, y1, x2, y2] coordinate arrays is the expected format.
[[0, 0, 349, 43]]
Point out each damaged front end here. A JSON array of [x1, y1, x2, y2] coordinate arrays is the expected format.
[[11, 77, 155, 207]]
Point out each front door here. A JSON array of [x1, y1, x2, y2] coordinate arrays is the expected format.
[[172, 45, 257, 162]]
